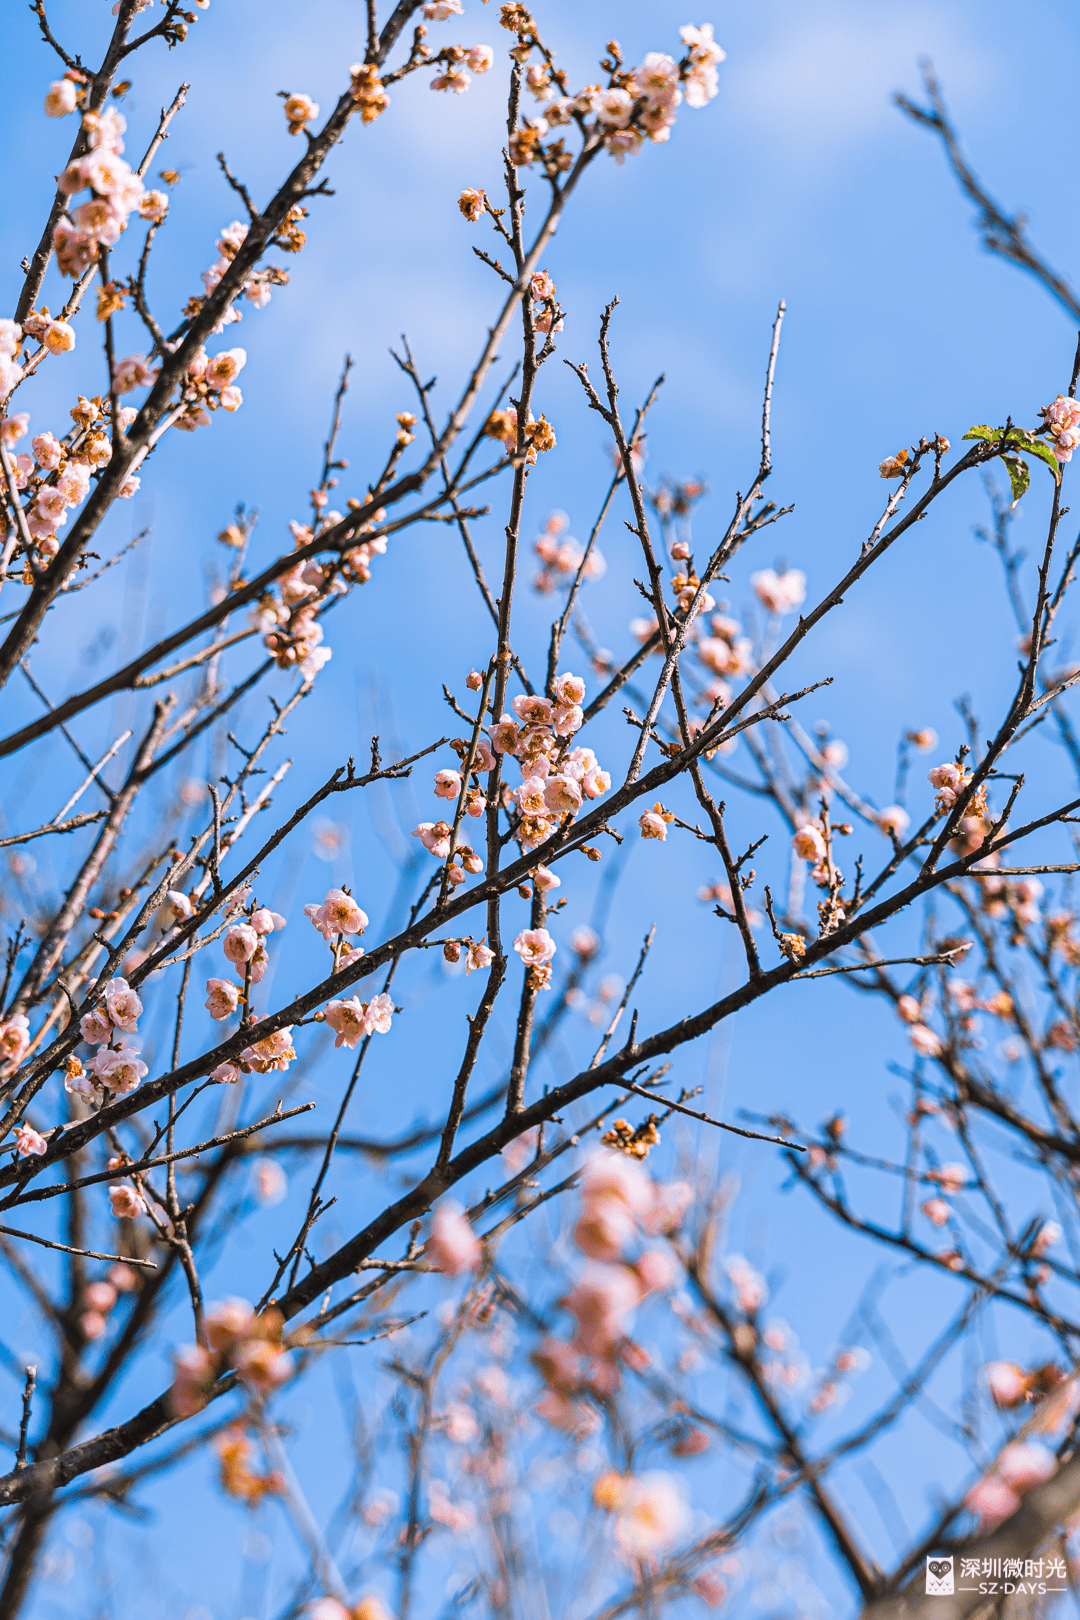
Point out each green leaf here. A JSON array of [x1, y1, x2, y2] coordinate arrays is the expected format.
[[1005, 428, 1062, 480], [1002, 453, 1030, 506], [962, 425, 997, 441]]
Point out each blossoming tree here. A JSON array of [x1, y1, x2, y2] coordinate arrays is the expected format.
[[3, 5, 1080, 1618]]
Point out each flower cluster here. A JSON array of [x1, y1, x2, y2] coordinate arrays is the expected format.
[[494, 673, 609, 843], [66, 977, 148, 1110], [427, 1201, 483, 1275], [0, 1011, 31, 1075], [1, 386, 140, 563], [483, 405, 557, 462], [430, 43, 495, 95], [174, 343, 247, 432], [502, 18, 724, 172], [206, 902, 285, 1020], [171, 1298, 294, 1417], [751, 566, 806, 616], [1042, 394, 1080, 464], [533, 509, 605, 593], [530, 1153, 689, 1432], [51, 107, 148, 278], [592, 1470, 689, 1563], [185, 217, 290, 336], [323, 993, 394, 1049], [75, 1261, 139, 1341], [927, 759, 972, 811]]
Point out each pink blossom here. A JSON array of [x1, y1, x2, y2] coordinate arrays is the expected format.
[[552, 703, 584, 737], [998, 1441, 1056, 1492], [14, 1123, 47, 1157], [934, 1163, 966, 1194], [205, 1298, 255, 1351], [562, 1265, 641, 1357], [85, 1280, 117, 1313], [909, 1023, 943, 1057], [303, 888, 368, 938], [516, 777, 548, 815], [42, 319, 76, 354], [596, 87, 633, 127], [532, 1336, 582, 1392], [434, 769, 462, 800], [965, 1473, 1022, 1528], [466, 940, 495, 973], [0, 1013, 31, 1065], [363, 993, 394, 1035], [235, 1339, 292, 1393], [255, 1159, 287, 1204], [240, 1024, 295, 1073], [428, 1481, 476, 1532], [427, 1203, 482, 1276], [112, 353, 155, 393], [635, 1249, 677, 1295], [205, 978, 241, 1021], [574, 1202, 636, 1261], [223, 923, 259, 964], [612, 1472, 689, 1561], [170, 1343, 214, 1416], [491, 715, 521, 753], [727, 1255, 767, 1314], [431, 69, 472, 93], [986, 1361, 1027, 1407], [324, 997, 368, 1049], [554, 671, 586, 707], [673, 1428, 710, 1457], [877, 805, 910, 837], [411, 821, 452, 859], [211, 1061, 242, 1084], [139, 189, 169, 223], [32, 431, 61, 469], [751, 567, 807, 616], [896, 994, 921, 1023], [204, 347, 246, 389], [466, 45, 494, 72], [921, 1198, 951, 1227], [45, 78, 78, 117], [78, 1004, 110, 1043], [533, 864, 561, 893], [109, 1184, 146, 1219], [792, 824, 826, 863], [104, 972, 143, 1023], [691, 1571, 727, 1606], [639, 811, 668, 841], [501, 1126, 540, 1173], [543, 773, 582, 815], [80, 1310, 107, 1340], [91, 1043, 148, 1095], [442, 1402, 478, 1443], [160, 890, 193, 926], [512, 693, 554, 726], [514, 927, 556, 967], [1032, 1221, 1062, 1257], [582, 1152, 653, 1220], [251, 907, 286, 935]]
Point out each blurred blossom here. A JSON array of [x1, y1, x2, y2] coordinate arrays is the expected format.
[[254, 1159, 287, 1205], [311, 818, 350, 861]]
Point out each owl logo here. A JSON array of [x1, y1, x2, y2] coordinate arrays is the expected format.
[[926, 1557, 954, 1595]]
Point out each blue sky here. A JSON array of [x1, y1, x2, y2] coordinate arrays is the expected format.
[[5, 1, 1080, 1616]]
